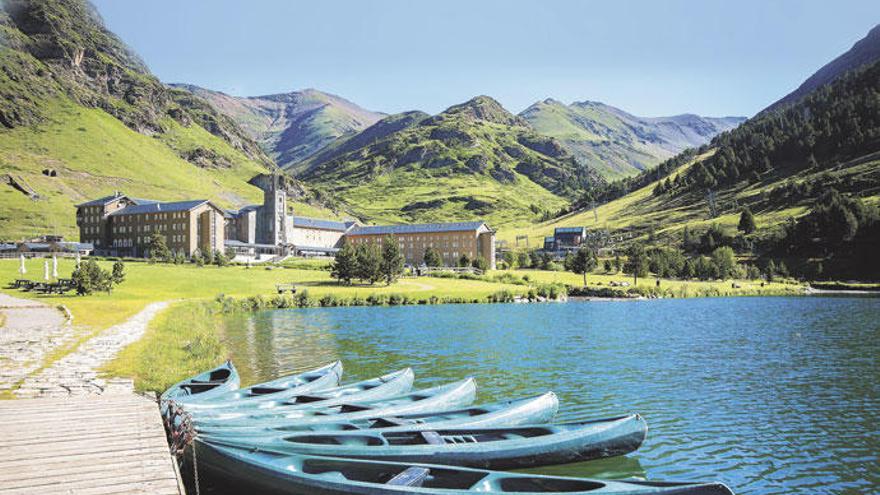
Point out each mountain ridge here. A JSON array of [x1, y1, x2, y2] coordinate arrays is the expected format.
[[171, 84, 385, 172], [519, 98, 745, 179], [296, 95, 602, 226]]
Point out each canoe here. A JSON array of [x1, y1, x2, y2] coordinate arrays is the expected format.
[[160, 360, 240, 404], [190, 368, 416, 424], [193, 440, 735, 495], [202, 392, 559, 438], [195, 378, 478, 436], [202, 414, 648, 469], [178, 361, 343, 411]]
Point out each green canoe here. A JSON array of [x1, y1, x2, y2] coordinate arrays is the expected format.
[[193, 439, 735, 495], [178, 361, 343, 412], [190, 368, 416, 424], [201, 414, 648, 469], [160, 360, 239, 404], [194, 378, 478, 436]]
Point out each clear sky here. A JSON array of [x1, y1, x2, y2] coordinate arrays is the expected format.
[[91, 0, 878, 117]]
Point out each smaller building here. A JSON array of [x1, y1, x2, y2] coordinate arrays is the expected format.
[[290, 217, 358, 254], [553, 227, 587, 249], [345, 221, 495, 269]]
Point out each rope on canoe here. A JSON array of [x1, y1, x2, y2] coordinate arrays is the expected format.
[[164, 400, 201, 495]]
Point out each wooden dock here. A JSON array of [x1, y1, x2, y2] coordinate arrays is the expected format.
[[0, 394, 184, 495]]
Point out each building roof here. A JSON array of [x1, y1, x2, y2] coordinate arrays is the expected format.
[[75, 194, 125, 207], [544, 236, 555, 242], [348, 221, 489, 236], [109, 199, 210, 216], [293, 216, 356, 232], [554, 226, 586, 234], [76, 194, 159, 208]]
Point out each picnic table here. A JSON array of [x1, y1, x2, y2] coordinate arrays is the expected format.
[[12, 279, 30, 288], [35, 282, 73, 294]]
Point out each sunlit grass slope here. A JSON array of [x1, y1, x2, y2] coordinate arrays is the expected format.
[[0, 97, 338, 239]]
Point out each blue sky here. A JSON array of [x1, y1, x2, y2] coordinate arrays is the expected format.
[[91, 0, 878, 117]]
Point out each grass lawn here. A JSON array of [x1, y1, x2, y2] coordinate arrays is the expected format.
[[0, 258, 528, 330]]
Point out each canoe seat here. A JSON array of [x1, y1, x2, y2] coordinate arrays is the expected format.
[[339, 404, 372, 413], [370, 417, 411, 428], [420, 431, 444, 445], [387, 467, 430, 487], [292, 395, 330, 404]]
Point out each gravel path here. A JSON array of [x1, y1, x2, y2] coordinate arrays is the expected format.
[[0, 293, 71, 393], [0, 293, 169, 398]]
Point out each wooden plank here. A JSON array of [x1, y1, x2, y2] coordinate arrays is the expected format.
[[0, 395, 182, 495]]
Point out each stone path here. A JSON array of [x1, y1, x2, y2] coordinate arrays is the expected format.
[[16, 301, 170, 398], [0, 293, 71, 393]]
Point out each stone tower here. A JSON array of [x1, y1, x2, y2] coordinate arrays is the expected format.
[[257, 173, 288, 245]]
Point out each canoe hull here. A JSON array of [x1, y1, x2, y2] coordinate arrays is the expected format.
[[190, 368, 416, 424], [182, 361, 343, 411], [195, 378, 478, 437], [193, 441, 734, 495], [160, 361, 240, 414], [206, 414, 647, 470]]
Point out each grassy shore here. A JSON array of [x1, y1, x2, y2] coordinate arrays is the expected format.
[[101, 301, 228, 393]]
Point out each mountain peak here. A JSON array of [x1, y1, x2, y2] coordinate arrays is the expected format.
[[762, 23, 880, 113], [440, 95, 527, 127]]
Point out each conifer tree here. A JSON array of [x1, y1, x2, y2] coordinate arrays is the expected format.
[[331, 241, 357, 285]]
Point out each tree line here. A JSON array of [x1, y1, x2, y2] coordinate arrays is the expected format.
[[330, 236, 404, 285]]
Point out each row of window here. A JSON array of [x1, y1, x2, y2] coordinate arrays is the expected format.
[[116, 211, 188, 223], [112, 222, 187, 234], [111, 234, 188, 248]]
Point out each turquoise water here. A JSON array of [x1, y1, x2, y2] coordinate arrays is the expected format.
[[217, 297, 880, 494]]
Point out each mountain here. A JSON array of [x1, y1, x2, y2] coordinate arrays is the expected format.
[[0, 0, 337, 239], [172, 85, 385, 173], [509, 55, 880, 279], [520, 99, 744, 179], [298, 96, 604, 226], [762, 23, 880, 114]]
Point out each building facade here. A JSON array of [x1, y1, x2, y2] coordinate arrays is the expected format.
[[345, 221, 496, 269], [76, 193, 225, 257], [289, 217, 358, 255]]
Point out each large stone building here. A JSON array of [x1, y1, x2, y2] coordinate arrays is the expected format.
[[345, 221, 496, 269], [78, 179, 497, 265], [76, 193, 225, 257]]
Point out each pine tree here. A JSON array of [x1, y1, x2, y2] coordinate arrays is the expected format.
[[624, 242, 649, 285], [567, 246, 597, 285], [356, 243, 383, 284], [380, 236, 404, 285], [423, 247, 442, 267], [738, 207, 757, 234], [111, 261, 126, 285], [331, 241, 357, 285], [147, 232, 170, 262]]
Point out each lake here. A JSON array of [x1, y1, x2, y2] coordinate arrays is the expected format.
[[213, 297, 880, 495]]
